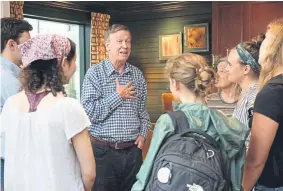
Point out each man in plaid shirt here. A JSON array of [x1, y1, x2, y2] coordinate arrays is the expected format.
[[81, 24, 151, 191]]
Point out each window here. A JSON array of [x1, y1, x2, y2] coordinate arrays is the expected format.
[[25, 18, 81, 100]]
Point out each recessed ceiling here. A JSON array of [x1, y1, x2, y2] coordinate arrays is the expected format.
[[25, 1, 210, 14]]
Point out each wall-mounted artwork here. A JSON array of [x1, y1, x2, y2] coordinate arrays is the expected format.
[[184, 23, 209, 52], [159, 33, 182, 60]]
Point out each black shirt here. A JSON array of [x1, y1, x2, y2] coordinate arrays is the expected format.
[[254, 74, 283, 187]]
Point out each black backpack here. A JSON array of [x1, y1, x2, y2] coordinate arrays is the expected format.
[[146, 111, 231, 191]]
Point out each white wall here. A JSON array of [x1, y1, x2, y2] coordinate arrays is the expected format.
[[0, 1, 10, 18]]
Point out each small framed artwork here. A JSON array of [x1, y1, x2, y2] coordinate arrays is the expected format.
[[159, 33, 182, 60], [184, 23, 209, 52]]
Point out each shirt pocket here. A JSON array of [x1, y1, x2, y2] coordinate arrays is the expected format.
[[101, 81, 115, 97]]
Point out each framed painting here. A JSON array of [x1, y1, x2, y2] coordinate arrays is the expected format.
[[159, 33, 182, 60], [184, 23, 209, 52]]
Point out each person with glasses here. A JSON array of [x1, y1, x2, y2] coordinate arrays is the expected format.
[[225, 33, 265, 150]]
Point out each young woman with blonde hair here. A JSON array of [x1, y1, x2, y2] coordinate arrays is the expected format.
[[132, 53, 249, 191], [242, 18, 283, 191]]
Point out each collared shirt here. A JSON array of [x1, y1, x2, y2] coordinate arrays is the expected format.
[[0, 56, 21, 159], [81, 58, 151, 142], [0, 57, 21, 111]]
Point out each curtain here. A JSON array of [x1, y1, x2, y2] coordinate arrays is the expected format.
[[10, 1, 24, 19], [90, 12, 110, 65]]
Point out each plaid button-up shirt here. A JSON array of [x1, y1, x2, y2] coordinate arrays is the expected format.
[[81, 58, 151, 142]]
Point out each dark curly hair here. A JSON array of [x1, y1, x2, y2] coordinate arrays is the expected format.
[[20, 39, 76, 96], [1, 17, 33, 52]]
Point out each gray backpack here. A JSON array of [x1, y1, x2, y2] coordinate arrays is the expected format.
[[146, 111, 231, 191]]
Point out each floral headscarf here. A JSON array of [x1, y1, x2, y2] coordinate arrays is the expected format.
[[19, 34, 71, 68]]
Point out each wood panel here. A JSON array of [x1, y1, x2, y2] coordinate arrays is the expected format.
[[212, 2, 244, 55], [212, 1, 283, 56], [113, 4, 212, 122], [248, 2, 283, 39]]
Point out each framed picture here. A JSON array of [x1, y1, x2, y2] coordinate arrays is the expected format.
[[184, 23, 209, 52], [159, 33, 182, 60]]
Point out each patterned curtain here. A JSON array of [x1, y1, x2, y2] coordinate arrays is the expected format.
[[10, 1, 24, 19], [90, 12, 110, 65]]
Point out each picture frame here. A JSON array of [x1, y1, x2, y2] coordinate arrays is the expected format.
[[184, 23, 209, 52], [159, 32, 182, 60]]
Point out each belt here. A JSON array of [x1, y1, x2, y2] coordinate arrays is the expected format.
[[90, 136, 135, 150]]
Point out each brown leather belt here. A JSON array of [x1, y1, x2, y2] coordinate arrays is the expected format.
[[90, 136, 135, 150]]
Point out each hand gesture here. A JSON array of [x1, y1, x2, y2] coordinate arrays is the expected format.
[[116, 79, 136, 99], [135, 135, 145, 149]]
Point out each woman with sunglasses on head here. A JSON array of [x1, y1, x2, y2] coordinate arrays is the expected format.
[[226, 34, 265, 150], [242, 18, 283, 191]]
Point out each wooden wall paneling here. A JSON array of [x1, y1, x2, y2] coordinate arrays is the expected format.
[[213, 1, 283, 56], [212, 2, 219, 55], [213, 2, 245, 56], [248, 2, 283, 39], [110, 2, 212, 22], [243, 2, 250, 41]]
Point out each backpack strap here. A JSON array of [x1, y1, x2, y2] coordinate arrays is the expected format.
[[181, 129, 219, 149], [167, 111, 190, 134], [167, 110, 219, 149]]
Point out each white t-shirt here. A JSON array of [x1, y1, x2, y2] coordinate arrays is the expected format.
[[1, 97, 91, 191]]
